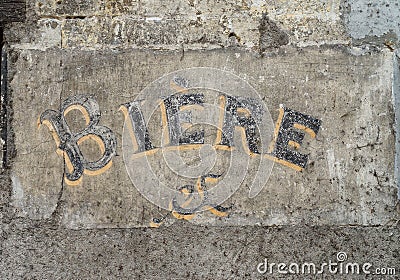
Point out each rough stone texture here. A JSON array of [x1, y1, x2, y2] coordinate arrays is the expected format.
[[0, 0, 25, 24], [394, 52, 400, 200], [344, 0, 400, 47], [1, 224, 399, 279], [259, 14, 289, 50], [5, 0, 349, 50], [7, 47, 399, 229], [1, 0, 400, 279]]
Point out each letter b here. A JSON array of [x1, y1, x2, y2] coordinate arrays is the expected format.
[[39, 95, 117, 185]]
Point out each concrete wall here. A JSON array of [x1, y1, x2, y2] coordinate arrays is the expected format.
[[1, 0, 399, 279]]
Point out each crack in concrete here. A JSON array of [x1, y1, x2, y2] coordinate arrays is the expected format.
[[393, 50, 400, 200]]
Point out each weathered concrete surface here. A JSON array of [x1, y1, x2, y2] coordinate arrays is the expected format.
[[0, 0, 25, 24], [8, 47, 399, 229], [5, 0, 349, 50], [1, 0, 400, 279], [344, 0, 400, 46], [1, 224, 399, 279], [395, 52, 400, 200]]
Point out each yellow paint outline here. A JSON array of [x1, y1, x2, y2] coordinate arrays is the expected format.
[[237, 126, 258, 158], [39, 119, 83, 186], [164, 144, 203, 152], [264, 153, 303, 172], [214, 144, 234, 151], [204, 176, 220, 184], [236, 107, 251, 118], [264, 107, 305, 171], [159, 99, 171, 146], [170, 79, 189, 94], [180, 104, 204, 112], [84, 160, 113, 176], [129, 144, 236, 160], [130, 148, 160, 160], [288, 140, 300, 150], [215, 95, 226, 145], [65, 173, 83, 186], [170, 200, 195, 220], [149, 221, 162, 228], [38, 113, 113, 186], [179, 104, 204, 132], [214, 95, 258, 157], [181, 123, 193, 130], [204, 205, 229, 217], [196, 177, 204, 200], [38, 119, 61, 148], [63, 104, 91, 126], [293, 123, 317, 138], [119, 105, 140, 153], [268, 106, 284, 154]]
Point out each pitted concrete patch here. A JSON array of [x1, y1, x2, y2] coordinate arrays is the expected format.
[[259, 14, 289, 51], [1, 224, 399, 279], [22, 0, 349, 50], [9, 47, 399, 228], [344, 0, 400, 44]]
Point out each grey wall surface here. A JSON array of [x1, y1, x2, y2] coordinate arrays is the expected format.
[[344, 0, 400, 42], [1, 0, 400, 279]]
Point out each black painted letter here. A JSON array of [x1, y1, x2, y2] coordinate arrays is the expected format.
[[40, 95, 117, 185], [269, 106, 321, 171]]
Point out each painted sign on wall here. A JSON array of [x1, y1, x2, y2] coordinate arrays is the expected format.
[[39, 68, 321, 226]]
